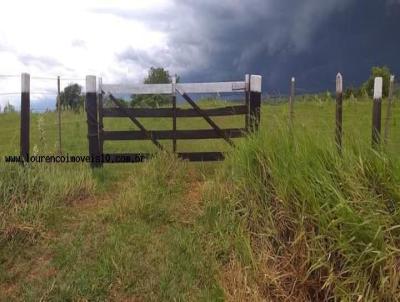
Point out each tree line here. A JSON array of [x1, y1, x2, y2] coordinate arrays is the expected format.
[[0, 66, 397, 114], [56, 67, 179, 111], [103, 67, 179, 109], [344, 66, 396, 99]]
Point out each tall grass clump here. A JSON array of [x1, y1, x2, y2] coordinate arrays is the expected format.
[[104, 151, 190, 225], [215, 124, 400, 301], [0, 163, 95, 243]]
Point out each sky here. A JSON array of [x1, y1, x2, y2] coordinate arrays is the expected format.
[[0, 0, 399, 110]]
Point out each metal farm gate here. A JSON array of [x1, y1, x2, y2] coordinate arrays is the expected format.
[[85, 74, 262, 167]]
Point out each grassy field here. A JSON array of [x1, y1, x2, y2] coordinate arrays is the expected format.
[[1, 97, 400, 301], [1, 97, 399, 156]]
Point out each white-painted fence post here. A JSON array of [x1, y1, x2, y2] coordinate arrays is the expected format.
[[289, 77, 295, 124], [249, 75, 262, 132], [20, 73, 30, 162], [372, 77, 383, 148], [172, 75, 177, 153], [85, 75, 101, 167]]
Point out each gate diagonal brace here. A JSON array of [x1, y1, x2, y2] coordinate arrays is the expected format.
[[107, 93, 164, 151], [175, 88, 235, 147]]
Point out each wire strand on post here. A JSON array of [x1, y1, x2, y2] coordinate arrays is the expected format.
[[57, 76, 62, 154], [335, 73, 343, 153], [384, 75, 395, 145]]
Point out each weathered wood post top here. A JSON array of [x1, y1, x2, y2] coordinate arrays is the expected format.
[[336, 73, 343, 94]]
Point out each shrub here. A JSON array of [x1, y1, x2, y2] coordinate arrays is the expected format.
[[363, 66, 392, 98]]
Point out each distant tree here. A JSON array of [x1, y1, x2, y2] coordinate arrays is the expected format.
[[60, 83, 83, 112], [358, 85, 369, 98], [103, 95, 129, 108], [131, 67, 180, 108], [363, 66, 391, 98], [144, 67, 172, 84], [344, 86, 358, 99], [3, 102, 15, 113]]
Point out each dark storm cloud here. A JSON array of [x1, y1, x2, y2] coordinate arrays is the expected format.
[[113, 0, 400, 92], [163, 0, 357, 83], [118, 48, 175, 70]]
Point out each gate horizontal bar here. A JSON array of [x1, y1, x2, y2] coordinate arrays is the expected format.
[[109, 93, 164, 150], [102, 81, 246, 95], [103, 105, 248, 118], [103, 129, 245, 140], [103, 152, 224, 163], [178, 152, 224, 161]]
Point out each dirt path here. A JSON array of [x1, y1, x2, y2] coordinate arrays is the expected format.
[[0, 164, 223, 301]]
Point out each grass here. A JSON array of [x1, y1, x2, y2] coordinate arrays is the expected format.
[[1, 153, 223, 301], [1, 97, 399, 156], [0, 96, 399, 301], [210, 124, 400, 300]]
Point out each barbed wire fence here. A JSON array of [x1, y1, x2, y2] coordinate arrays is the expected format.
[[0, 73, 398, 158], [0, 74, 87, 155]]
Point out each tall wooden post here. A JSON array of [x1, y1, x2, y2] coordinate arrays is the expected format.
[[85, 75, 101, 167], [384, 75, 395, 144], [245, 74, 250, 132], [20, 73, 30, 163], [172, 76, 177, 153], [335, 73, 343, 152], [372, 77, 383, 148], [249, 75, 262, 132], [289, 77, 295, 125], [98, 77, 104, 166], [57, 76, 62, 154]]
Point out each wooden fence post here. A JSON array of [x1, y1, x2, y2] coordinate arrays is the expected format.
[[57, 76, 62, 154], [85, 75, 101, 167], [372, 77, 383, 148], [98, 77, 104, 166], [289, 77, 295, 125], [172, 76, 177, 153], [249, 75, 262, 132], [335, 73, 343, 152], [20, 73, 30, 163], [384, 75, 395, 144], [245, 74, 250, 132]]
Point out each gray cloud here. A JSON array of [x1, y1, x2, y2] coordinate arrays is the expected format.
[[114, 1, 354, 79], [110, 0, 399, 91], [18, 54, 63, 70], [118, 48, 172, 70], [90, 7, 172, 30], [71, 39, 87, 49], [0, 42, 13, 53]]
